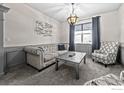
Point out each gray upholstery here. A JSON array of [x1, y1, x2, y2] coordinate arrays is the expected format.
[[57, 50, 68, 55], [92, 41, 119, 65], [44, 53, 58, 62], [24, 46, 42, 55], [24, 44, 68, 70]]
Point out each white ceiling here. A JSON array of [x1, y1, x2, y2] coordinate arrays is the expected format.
[[27, 3, 121, 22]]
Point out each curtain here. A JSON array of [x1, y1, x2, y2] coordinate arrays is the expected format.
[[69, 25, 75, 51], [92, 16, 100, 52]]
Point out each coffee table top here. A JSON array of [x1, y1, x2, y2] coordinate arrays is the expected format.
[[56, 51, 86, 64]]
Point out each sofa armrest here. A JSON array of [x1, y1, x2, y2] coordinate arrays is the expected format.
[[24, 46, 43, 56], [24, 46, 45, 69]]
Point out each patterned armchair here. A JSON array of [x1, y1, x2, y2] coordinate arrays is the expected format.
[[92, 41, 119, 66]]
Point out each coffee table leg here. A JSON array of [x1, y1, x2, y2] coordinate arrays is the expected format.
[[84, 56, 86, 64], [75, 64, 79, 80], [55, 59, 58, 71]]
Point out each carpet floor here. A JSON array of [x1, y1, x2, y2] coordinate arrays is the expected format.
[[0, 58, 124, 85]]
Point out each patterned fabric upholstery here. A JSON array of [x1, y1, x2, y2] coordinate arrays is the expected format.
[[92, 41, 119, 64], [84, 74, 124, 85]]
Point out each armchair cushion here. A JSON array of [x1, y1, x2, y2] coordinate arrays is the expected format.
[[92, 53, 107, 59]]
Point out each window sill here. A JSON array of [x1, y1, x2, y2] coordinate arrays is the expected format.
[[75, 43, 92, 45]]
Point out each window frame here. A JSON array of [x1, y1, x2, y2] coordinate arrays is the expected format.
[[74, 22, 92, 44]]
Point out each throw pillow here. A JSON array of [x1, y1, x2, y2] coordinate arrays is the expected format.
[[58, 44, 65, 51]]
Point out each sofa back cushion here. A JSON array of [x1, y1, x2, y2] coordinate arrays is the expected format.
[[39, 44, 57, 53], [24, 46, 42, 55]]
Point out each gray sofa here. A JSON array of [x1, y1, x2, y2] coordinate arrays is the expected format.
[[24, 43, 68, 71]]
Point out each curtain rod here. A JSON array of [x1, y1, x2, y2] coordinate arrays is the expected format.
[[63, 16, 100, 23], [78, 17, 92, 21]]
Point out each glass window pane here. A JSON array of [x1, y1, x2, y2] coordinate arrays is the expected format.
[[74, 31, 82, 43], [82, 30, 92, 44], [74, 22, 92, 44], [83, 22, 92, 30], [75, 24, 82, 31]]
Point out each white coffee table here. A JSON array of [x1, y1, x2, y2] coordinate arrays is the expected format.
[[55, 51, 86, 80]]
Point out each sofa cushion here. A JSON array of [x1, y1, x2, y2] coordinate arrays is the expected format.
[[39, 44, 57, 53], [44, 53, 58, 62], [57, 50, 68, 55]]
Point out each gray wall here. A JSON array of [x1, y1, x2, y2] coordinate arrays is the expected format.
[[0, 12, 4, 74], [121, 46, 124, 65], [4, 3, 61, 47]]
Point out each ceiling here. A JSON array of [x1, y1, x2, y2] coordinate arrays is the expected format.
[[27, 3, 121, 22]]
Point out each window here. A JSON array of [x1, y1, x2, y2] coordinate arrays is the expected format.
[[74, 22, 92, 44]]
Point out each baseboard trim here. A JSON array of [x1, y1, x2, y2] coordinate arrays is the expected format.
[[0, 72, 5, 77]]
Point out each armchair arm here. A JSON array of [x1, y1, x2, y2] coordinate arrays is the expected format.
[[94, 50, 101, 53], [106, 52, 116, 57]]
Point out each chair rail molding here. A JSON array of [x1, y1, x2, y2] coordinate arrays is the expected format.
[[0, 5, 9, 13]]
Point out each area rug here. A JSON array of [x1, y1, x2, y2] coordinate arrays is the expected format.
[[11, 58, 124, 85]]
